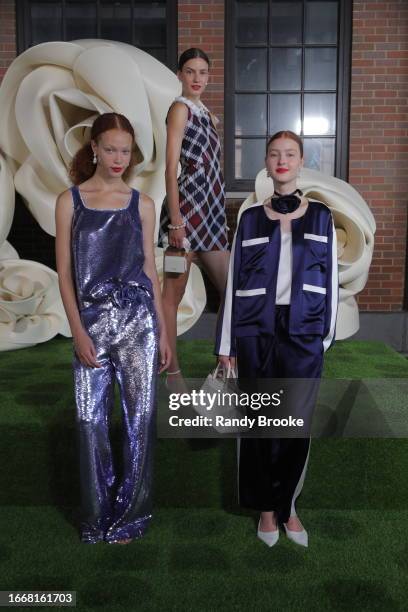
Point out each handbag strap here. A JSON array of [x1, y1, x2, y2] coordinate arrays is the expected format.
[[214, 362, 237, 380]]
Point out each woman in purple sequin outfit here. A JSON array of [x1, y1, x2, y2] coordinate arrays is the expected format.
[[56, 113, 171, 544]]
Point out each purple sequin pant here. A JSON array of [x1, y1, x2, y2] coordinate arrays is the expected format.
[[73, 287, 158, 543]]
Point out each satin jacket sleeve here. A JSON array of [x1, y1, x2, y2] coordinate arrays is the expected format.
[[323, 214, 338, 352], [215, 217, 243, 357]]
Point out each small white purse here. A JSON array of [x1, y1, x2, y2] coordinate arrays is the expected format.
[[197, 363, 244, 434], [163, 236, 190, 274], [163, 249, 187, 273]]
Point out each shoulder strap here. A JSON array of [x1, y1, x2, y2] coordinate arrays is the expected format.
[[131, 189, 140, 216], [70, 185, 82, 210]]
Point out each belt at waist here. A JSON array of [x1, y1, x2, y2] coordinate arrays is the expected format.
[[84, 279, 152, 309]]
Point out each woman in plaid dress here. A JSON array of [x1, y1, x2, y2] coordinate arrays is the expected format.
[[159, 48, 230, 387]]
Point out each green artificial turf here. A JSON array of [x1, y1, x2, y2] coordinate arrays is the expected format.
[[0, 337, 408, 611]]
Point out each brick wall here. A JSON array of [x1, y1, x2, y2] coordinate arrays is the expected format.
[[349, 0, 408, 311], [0, 0, 15, 81]]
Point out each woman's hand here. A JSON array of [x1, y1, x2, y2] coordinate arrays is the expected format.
[[158, 332, 172, 373], [218, 355, 236, 371], [73, 328, 101, 368], [169, 226, 186, 249]]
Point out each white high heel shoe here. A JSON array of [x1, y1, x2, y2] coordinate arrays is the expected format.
[[257, 519, 279, 548], [283, 523, 308, 548]]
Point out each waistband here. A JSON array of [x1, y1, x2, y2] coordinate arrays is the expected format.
[[84, 279, 152, 309]]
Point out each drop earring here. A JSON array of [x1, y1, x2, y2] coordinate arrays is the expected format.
[[93, 153, 97, 165]]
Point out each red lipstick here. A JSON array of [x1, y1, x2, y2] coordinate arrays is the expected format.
[[276, 168, 289, 174]]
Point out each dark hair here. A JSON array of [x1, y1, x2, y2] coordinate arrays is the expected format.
[[178, 47, 210, 71], [266, 130, 303, 158], [70, 112, 136, 185]]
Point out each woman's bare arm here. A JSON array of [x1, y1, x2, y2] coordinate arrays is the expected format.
[[139, 193, 171, 372], [55, 190, 100, 367], [165, 102, 188, 249]]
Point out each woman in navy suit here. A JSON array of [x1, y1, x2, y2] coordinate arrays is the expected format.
[[216, 131, 338, 547]]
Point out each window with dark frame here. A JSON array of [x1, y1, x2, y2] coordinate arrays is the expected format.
[[16, 0, 177, 70], [225, 0, 352, 191]]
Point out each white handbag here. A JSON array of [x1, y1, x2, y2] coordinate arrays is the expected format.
[[197, 363, 244, 434], [163, 236, 190, 274], [163, 248, 187, 273]]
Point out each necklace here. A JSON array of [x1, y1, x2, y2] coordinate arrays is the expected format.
[[270, 189, 303, 214]]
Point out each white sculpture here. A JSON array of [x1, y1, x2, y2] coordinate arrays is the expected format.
[[0, 152, 15, 256], [0, 259, 71, 351], [0, 40, 206, 350], [242, 167, 376, 339]]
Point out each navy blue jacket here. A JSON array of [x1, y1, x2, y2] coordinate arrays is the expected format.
[[215, 200, 338, 357]]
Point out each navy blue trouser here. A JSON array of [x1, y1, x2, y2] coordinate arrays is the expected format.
[[236, 305, 324, 523]]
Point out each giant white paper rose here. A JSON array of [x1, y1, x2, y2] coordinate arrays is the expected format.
[[0, 259, 71, 351], [0, 151, 15, 259], [241, 167, 376, 339], [0, 40, 206, 342]]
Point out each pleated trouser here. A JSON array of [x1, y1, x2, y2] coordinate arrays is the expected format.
[[73, 291, 158, 543], [237, 305, 323, 523]]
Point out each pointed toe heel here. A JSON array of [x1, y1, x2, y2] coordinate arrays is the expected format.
[[257, 519, 279, 548], [283, 524, 308, 548]]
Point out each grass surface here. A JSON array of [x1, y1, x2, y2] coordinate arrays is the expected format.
[[0, 338, 408, 611]]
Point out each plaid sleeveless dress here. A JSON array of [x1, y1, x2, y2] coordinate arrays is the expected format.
[[158, 96, 228, 252]]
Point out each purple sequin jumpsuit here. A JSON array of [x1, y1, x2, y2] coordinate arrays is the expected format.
[[70, 185, 158, 543]]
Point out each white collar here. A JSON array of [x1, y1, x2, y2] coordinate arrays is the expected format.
[[175, 95, 209, 117]]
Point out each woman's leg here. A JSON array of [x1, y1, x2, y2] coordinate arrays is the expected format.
[[105, 294, 159, 543], [74, 306, 116, 543], [196, 250, 230, 296], [274, 308, 323, 531], [161, 252, 196, 375], [237, 332, 312, 529], [235, 337, 278, 533]]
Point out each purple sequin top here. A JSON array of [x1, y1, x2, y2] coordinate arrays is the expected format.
[[70, 185, 152, 310]]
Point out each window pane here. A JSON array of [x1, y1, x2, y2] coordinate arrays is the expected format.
[[134, 3, 166, 47], [270, 48, 302, 91], [269, 94, 301, 135], [270, 1, 302, 45], [305, 48, 337, 91], [236, 95, 267, 136], [235, 139, 266, 179], [101, 1, 132, 43], [66, 1, 97, 39], [305, 0, 338, 44], [236, 48, 267, 91], [236, 1, 268, 44], [303, 138, 335, 175], [30, 2, 62, 44], [304, 93, 336, 135], [145, 48, 167, 64]]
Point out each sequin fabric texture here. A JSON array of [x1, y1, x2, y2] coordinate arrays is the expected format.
[[158, 96, 229, 251], [70, 186, 158, 543]]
